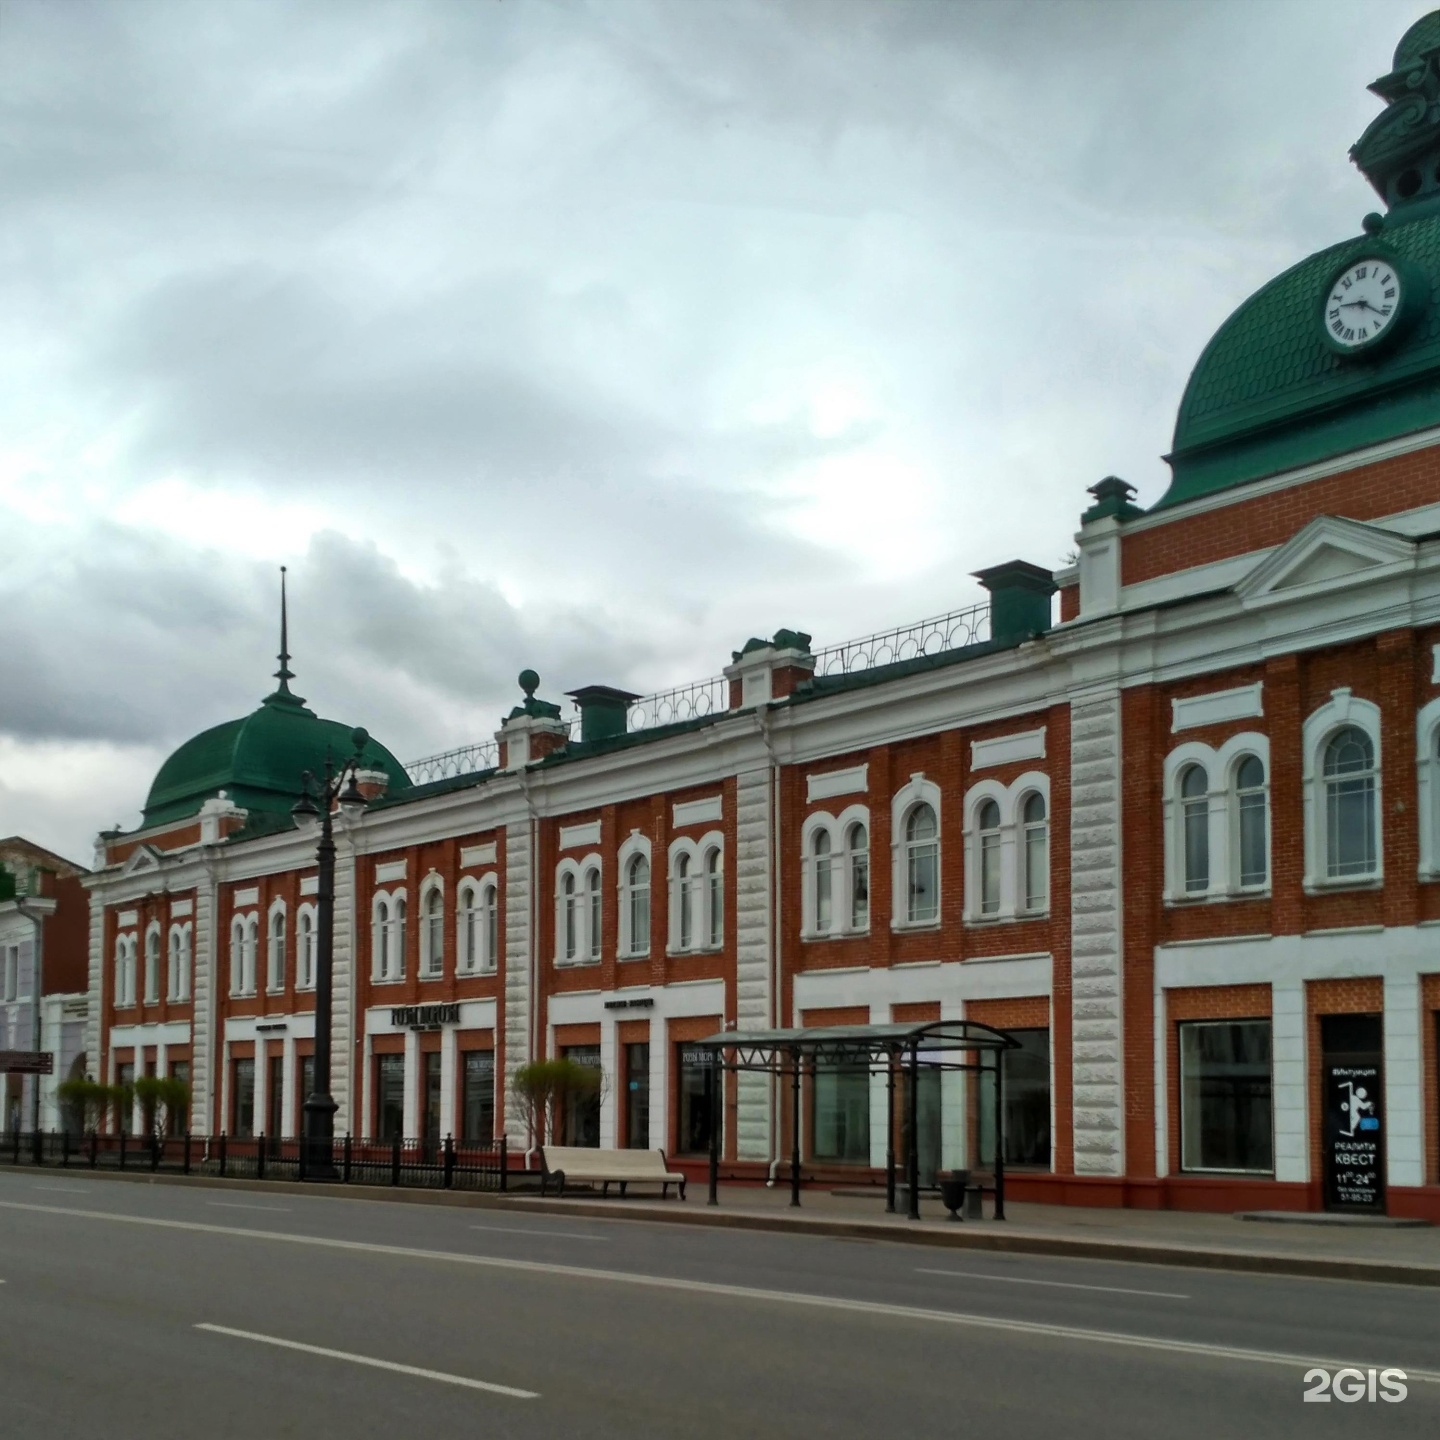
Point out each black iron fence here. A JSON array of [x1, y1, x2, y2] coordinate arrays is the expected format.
[[0, 1129, 509, 1192]]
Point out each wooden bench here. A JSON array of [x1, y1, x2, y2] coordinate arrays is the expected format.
[[539, 1146, 688, 1199]]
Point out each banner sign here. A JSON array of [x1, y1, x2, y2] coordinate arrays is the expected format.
[[390, 1003, 460, 1030], [1324, 1062, 1384, 1211], [0, 1051, 53, 1075]]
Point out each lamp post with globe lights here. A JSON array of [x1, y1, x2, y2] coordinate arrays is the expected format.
[[290, 728, 371, 1179]]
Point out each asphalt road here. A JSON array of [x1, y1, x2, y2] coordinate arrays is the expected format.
[[0, 1170, 1435, 1439]]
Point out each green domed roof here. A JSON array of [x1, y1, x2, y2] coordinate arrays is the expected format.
[[1159, 210, 1440, 509], [143, 689, 411, 827], [1396, 12, 1440, 69]]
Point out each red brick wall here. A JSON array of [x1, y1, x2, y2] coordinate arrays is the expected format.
[[1122, 441, 1440, 587]]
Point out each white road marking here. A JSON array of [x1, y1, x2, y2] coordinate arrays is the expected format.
[[32, 1185, 89, 1194], [470, 1223, 607, 1242], [6, 1200, 1439, 1384], [194, 1323, 537, 1399], [207, 1202, 292, 1213], [917, 1267, 1189, 1300]]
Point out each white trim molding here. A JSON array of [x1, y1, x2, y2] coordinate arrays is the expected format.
[[799, 803, 871, 940], [970, 728, 1046, 770], [672, 795, 723, 829], [1302, 688, 1383, 892], [1170, 683, 1264, 733], [806, 765, 868, 803], [558, 821, 602, 851], [1162, 732, 1271, 903], [891, 773, 942, 931], [962, 771, 1050, 923]]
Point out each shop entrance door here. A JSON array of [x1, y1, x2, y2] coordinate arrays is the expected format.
[[1321, 1013, 1385, 1214]]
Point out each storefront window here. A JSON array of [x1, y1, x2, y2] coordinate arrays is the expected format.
[[296, 1054, 314, 1135], [461, 1051, 495, 1146], [562, 1045, 602, 1148], [267, 1055, 284, 1138], [116, 1061, 135, 1133], [376, 1053, 405, 1141], [624, 1042, 651, 1148], [169, 1060, 191, 1135], [676, 1045, 717, 1155], [422, 1051, 442, 1147], [231, 1058, 255, 1138], [813, 1061, 870, 1163], [978, 1029, 1051, 1168], [1179, 1020, 1273, 1173]]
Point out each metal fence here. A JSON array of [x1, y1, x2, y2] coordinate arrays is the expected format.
[[0, 1129, 509, 1193]]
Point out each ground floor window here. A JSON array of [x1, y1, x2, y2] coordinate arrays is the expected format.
[[461, 1051, 495, 1146], [978, 1028, 1051, 1168], [562, 1045, 602, 1147], [422, 1051, 442, 1146], [169, 1060, 191, 1135], [231, 1058, 255, 1138], [267, 1055, 284, 1138], [675, 1045, 717, 1156], [296, 1054, 314, 1135], [812, 1061, 870, 1163], [624, 1043, 651, 1149], [375, 1053, 405, 1141], [1179, 1019, 1273, 1174], [115, 1062, 135, 1133]]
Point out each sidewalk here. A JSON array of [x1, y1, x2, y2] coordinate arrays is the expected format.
[[19, 1164, 1440, 1285]]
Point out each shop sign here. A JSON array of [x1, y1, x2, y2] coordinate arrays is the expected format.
[[391, 1003, 460, 1030], [0, 1051, 53, 1074], [679, 1047, 717, 1068], [1325, 1063, 1383, 1211]]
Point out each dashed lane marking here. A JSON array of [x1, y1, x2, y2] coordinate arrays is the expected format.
[[917, 1267, 1189, 1300]]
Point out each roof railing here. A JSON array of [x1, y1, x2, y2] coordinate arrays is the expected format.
[[401, 599, 991, 780]]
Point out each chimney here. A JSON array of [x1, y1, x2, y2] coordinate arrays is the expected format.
[[724, 629, 815, 709], [972, 560, 1058, 645], [567, 685, 640, 744]]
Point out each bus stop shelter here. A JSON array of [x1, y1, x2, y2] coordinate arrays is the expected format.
[[692, 1019, 1020, 1221]]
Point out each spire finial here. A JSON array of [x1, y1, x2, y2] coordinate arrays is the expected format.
[[274, 566, 295, 695]]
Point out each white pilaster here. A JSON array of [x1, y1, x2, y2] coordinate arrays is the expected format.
[[503, 819, 533, 1143], [1272, 979, 1307, 1184], [1384, 974, 1423, 1188], [439, 1026, 457, 1139], [1069, 692, 1126, 1175], [733, 766, 773, 1159], [403, 1029, 420, 1136]]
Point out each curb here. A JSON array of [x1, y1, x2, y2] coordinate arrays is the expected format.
[[10, 1165, 1440, 1288]]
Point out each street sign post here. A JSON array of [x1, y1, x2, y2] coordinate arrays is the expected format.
[[0, 1052, 54, 1075]]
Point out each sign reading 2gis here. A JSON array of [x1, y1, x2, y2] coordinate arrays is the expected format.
[[1325, 1063, 1383, 1211]]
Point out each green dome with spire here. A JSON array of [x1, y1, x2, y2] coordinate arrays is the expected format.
[[1156, 10, 1440, 510], [141, 572, 411, 828]]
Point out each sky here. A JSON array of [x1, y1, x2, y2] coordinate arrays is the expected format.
[[1, 0, 1432, 866]]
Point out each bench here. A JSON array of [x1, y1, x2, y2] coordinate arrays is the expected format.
[[539, 1146, 688, 1200]]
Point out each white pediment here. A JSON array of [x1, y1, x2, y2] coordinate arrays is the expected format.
[[120, 844, 163, 877], [1235, 516, 1415, 604]]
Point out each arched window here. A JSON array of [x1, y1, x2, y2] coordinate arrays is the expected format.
[[482, 882, 498, 972], [373, 894, 405, 981], [585, 866, 602, 961], [705, 847, 723, 948], [1180, 763, 1209, 894], [144, 925, 161, 1003], [1324, 726, 1377, 879], [374, 897, 391, 980], [458, 882, 479, 974], [812, 829, 834, 932], [116, 936, 135, 1008], [167, 927, 182, 1001], [562, 871, 578, 962], [231, 918, 246, 996], [422, 885, 444, 977], [392, 895, 407, 977], [297, 908, 315, 989], [624, 853, 650, 957], [677, 853, 694, 949], [905, 803, 939, 923], [1235, 755, 1268, 889], [267, 908, 286, 992], [977, 799, 1002, 916], [1021, 792, 1048, 913], [846, 822, 869, 930]]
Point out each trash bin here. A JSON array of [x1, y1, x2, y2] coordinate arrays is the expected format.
[[939, 1169, 970, 1221]]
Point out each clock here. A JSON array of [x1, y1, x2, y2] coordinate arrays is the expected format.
[[1320, 255, 1407, 354]]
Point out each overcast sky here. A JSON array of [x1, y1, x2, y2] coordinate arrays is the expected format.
[[1, 0, 1430, 865]]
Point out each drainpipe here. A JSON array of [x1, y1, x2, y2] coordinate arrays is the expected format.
[[15, 897, 45, 1134], [756, 705, 784, 1186]]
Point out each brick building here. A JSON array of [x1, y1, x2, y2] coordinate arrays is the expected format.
[[81, 12, 1440, 1216]]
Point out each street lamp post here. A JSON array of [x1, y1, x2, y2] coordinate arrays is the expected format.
[[292, 728, 371, 1180]]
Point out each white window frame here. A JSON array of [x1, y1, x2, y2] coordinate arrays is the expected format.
[[456, 873, 500, 975], [167, 922, 192, 1002], [3, 944, 17, 1003], [419, 875, 446, 980], [296, 904, 317, 990], [1415, 695, 1440, 879], [555, 855, 601, 967], [143, 920, 162, 1004], [371, 888, 407, 983], [800, 805, 871, 939], [1302, 690, 1381, 890], [1162, 734, 1271, 902], [583, 861, 603, 962], [617, 833, 652, 960], [890, 775, 942, 931], [229, 913, 258, 996], [668, 831, 724, 954], [266, 900, 287, 994], [115, 933, 137, 1008], [961, 772, 1051, 924]]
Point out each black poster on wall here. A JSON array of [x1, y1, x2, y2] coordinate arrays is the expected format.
[[1323, 1061, 1384, 1212]]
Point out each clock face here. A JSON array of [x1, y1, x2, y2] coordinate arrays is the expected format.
[[1323, 257, 1403, 350]]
